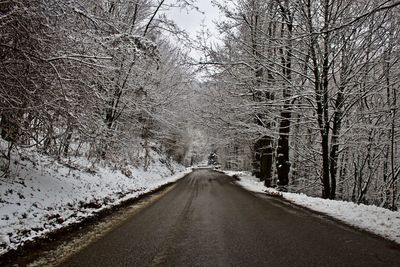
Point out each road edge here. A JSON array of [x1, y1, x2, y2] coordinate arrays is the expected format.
[[227, 174, 400, 250], [0, 172, 192, 266]]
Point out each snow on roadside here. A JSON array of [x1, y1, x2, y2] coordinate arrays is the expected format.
[[0, 150, 191, 256], [225, 171, 400, 244]]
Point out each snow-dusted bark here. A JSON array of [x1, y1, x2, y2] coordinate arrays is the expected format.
[[199, 0, 400, 208], [0, 0, 197, 176]]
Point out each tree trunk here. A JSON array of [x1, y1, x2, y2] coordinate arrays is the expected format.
[[259, 136, 273, 187], [276, 108, 291, 187], [63, 128, 73, 157], [329, 87, 344, 199], [276, 2, 293, 188]]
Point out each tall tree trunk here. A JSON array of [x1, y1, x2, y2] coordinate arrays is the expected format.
[[276, 2, 293, 188], [307, 0, 332, 199], [248, 2, 274, 186], [329, 86, 344, 199], [389, 81, 397, 210]]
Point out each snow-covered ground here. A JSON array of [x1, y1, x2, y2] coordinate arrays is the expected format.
[[225, 171, 400, 245], [0, 150, 191, 256]]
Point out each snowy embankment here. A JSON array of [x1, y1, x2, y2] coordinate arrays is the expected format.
[[0, 150, 191, 256], [225, 171, 400, 245]]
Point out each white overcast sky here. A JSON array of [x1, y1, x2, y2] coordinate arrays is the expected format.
[[167, 1, 220, 37], [164, 0, 224, 58]]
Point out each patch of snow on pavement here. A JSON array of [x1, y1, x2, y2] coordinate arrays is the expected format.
[[226, 171, 400, 245], [0, 150, 191, 256]]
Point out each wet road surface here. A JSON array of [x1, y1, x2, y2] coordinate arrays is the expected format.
[[60, 169, 400, 266]]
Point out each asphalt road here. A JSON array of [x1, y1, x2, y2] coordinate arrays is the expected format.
[[60, 169, 400, 267]]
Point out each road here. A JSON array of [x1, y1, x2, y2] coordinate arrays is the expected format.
[[60, 169, 400, 266]]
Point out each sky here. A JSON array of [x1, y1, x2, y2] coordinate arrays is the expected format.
[[165, 0, 223, 59], [167, 0, 220, 38]]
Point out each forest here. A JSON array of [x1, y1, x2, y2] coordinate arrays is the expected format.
[[0, 1, 200, 174], [198, 0, 400, 210], [1, 0, 400, 211]]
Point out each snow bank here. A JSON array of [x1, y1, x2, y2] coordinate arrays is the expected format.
[[0, 150, 191, 256], [226, 171, 400, 245]]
